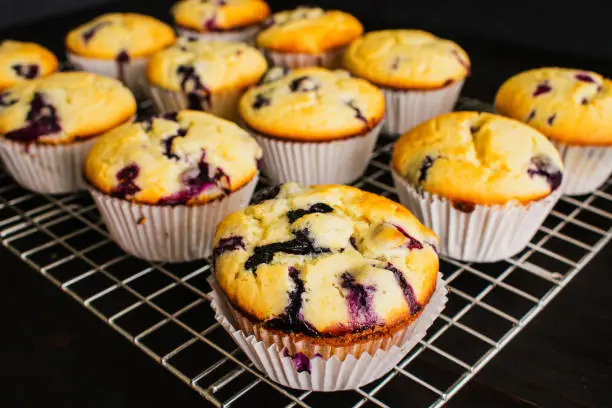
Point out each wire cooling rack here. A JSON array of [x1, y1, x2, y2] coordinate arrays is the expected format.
[[2, 97, 612, 407]]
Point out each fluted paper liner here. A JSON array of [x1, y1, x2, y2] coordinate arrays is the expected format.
[[551, 140, 612, 196], [176, 25, 261, 44], [209, 274, 447, 391], [88, 176, 258, 262], [392, 171, 561, 262], [382, 81, 464, 136], [149, 85, 244, 122], [250, 122, 382, 185], [0, 137, 97, 194], [264, 46, 347, 69]]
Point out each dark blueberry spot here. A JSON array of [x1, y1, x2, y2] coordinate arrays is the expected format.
[[418, 155, 435, 184], [244, 229, 330, 273], [115, 50, 130, 83], [11, 64, 39, 79], [451, 201, 475, 213], [294, 352, 311, 373], [264, 267, 320, 337], [187, 36, 199, 42], [286, 203, 333, 224], [526, 109, 536, 122], [349, 236, 358, 250], [597, 85, 604, 93], [252, 184, 282, 204], [547, 114, 556, 126], [451, 49, 471, 75], [212, 236, 245, 264], [158, 151, 230, 205], [532, 82, 552, 97], [142, 111, 180, 132], [347, 100, 368, 125], [289, 76, 318, 92], [112, 164, 141, 199], [5, 92, 61, 143], [527, 155, 563, 191], [393, 224, 423, 250], [575, 73, 596, 83], [177, 65, 211, 108], [256, 157, 262, 170], [204, 15, 218, 31], [82, 21, 112, 43], [340, 272, 377, 330], [385, 263, 421, 315], [161, 128, 188, 161], [187, 92, 211, 110], [252, 94, 271, 109], [0, 92, 17, 107], [390, 57, 400, 70], [581, 98, 589, 106]]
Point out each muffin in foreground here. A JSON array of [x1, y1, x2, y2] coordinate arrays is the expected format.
[[344, 30, 469, 135], [65, 13, 176, 96], [0, 40, 58, 91], [85, 110, 262, 262], [239, 67, 385, 185], [257, 7, 363, 69], [147, 37, 267, 120], [0, 72, 136, 193], [171, 0, 270, 42], [495, 67, 612, 195], [211, 183, 445, 390], [392, 111, 563, 262]]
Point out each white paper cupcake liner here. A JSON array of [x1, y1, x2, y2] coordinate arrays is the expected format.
[[0, 137, 98, 194], [175, 25, 261, 44], [249, 122, 382, 185], [382, 81, 464, 136], [87, 175, 258, 262], [550, 140, 612, 196], [149, 85, 245, 121], [392, 171, 561, 262], [209, 273, 447, 391], [66, 52, 149, 98], [264, 46, 347, 69]]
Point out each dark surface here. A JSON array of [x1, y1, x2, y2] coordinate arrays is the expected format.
[[2, 1, 612, 408]]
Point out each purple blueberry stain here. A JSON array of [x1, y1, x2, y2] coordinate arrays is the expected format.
[[547, 114, 556, 126], [527, 155, 562, 191], [212, 236, 245, 264], [340, 272, 377, 330], [112, 164, 141, 199], [142, 111, 180, 132], [12, 64, 39, 79], [533, 82, 552, 97], [347, 100, 368, 125], [252, 94, 271, 109], [385, 263, 421, 315], [82, 21, 112, 43], [286, 203, 333, 223], [393, 224, 423, 250], [177, 65, 211, 109], [161, 127, 188, 161], [349, 236, 358, 250], [5, 92, 61, 143], [526, 110, 536, 122], [289, 76, 318, 92], [282, 350, 321, 373], [581, 98, 589, 106], [0, 92, 17, 107], [575, 73, 596, 83], [187, 92, 211, 110], [418, 155, 435, 184]]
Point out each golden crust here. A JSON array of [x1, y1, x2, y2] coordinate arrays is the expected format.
[[0, 40, 58, 91], [0, 72, 137, 144], [147, 38, 267, 93], [256, 7, 363, 54], [84, 110, 262, 206], [343, 30, 470, 90], [214, 183, 439, 338], [495, 67, 612, 145], [392, 112, 564, 205], [239, 67, 385, 141], [172, 0, 270, 32], [65, 13, 176, 59]]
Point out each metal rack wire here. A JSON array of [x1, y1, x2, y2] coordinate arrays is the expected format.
[[2, 97, 611, 407]]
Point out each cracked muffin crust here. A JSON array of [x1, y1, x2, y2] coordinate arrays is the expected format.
[[0, 40, 58, 91], [84, 110, 262, 206], [239, 67, 385, 141], [213, 183, 439, 345], [392, 112, 564, 205], [343, 30, 470, 90], [495, 67, 612, 145], [0, 72, 136, 144], [172, 0, 270, 33]]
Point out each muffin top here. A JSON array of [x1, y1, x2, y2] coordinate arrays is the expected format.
[[392, 112, 563, 205], [85, 110, 262, 205], [147, 38, 267, 93], [240, 67, 385, 141], [65, 13, 176, 59], [495, 67, 612, 145], [343, 30, 470, 90], [256, 7, 363, 54], [214, 183, 439, 340], [172, 0, 270, 32], [0, 72, 136, 145], [0, 40, 58, 91]]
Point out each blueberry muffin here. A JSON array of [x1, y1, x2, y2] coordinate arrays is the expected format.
[[148, 37, 267, 120], [495, 67, 612, 195], [392, 112, 563, 262], [213, 183, 439, 359], [0, 72, 136, 193], [344, 30, 470, 135], [240, 67, 384, 185], [256, 7, 363, 69], [85, 110, 262, 261], [0, 40, 58, 91], [172, 0, 270, 42], [65, 13, 176, 96]]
